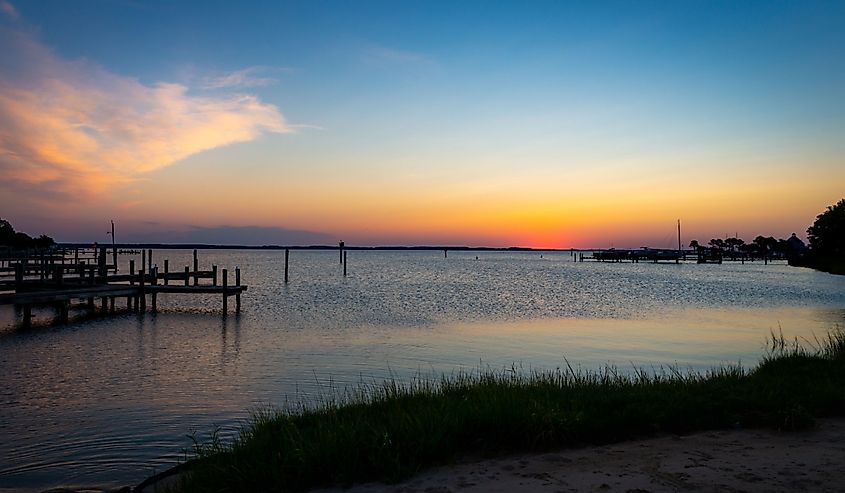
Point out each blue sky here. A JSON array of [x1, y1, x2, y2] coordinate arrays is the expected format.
[[2, 1, 844, 246]]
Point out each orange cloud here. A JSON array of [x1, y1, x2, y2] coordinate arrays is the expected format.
[[0, 27, 289, 198]]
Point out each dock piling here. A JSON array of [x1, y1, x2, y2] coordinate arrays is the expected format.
[[164, 260, 169, 285], [193, 249, 198, 285], [139, 266, 146, 312], [129, 260, 135, 285], [222, 268, 228, 314], [235, 267, 241, 313], [284, 248, 289, 283], [343, 251, 347, 277]]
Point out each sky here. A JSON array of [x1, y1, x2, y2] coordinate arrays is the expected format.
[[1, 1, 843, 248]]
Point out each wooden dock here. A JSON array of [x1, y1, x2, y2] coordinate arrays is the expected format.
[[0, 248, 246, 328]]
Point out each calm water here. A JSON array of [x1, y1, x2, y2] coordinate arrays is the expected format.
[[1, 250, 844, 491]]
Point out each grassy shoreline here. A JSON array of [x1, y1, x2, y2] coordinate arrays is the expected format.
[[177, 330, 845, 492]]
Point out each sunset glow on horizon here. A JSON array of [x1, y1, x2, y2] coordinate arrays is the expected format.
[[2, 1, 843, 248]]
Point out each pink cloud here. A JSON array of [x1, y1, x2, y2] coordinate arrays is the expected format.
[[0, 26, 290, 199]]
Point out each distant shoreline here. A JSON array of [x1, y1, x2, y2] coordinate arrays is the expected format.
[[57, 243, 579, 252]]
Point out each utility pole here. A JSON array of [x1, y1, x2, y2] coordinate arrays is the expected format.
[[107, 220, 117, 272], [677, 219, 682, 253]]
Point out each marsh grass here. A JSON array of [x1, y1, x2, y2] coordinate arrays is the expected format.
[[179, 329, 845, 492]]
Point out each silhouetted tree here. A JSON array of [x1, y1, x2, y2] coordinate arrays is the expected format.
[[34, 234, 55, 249], [807, 198, 845, 256], [0, 219, 15, 245], [708, 238, 725, 251], [0, 218, 55, 250], [689, 240, 700, 251]]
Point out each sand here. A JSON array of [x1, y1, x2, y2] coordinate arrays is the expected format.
[[312, 418, 845, 493]]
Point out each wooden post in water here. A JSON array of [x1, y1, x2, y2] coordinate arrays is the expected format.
[[222, 268, 228, 315], [343, 251, 347, 277], [139, 265, 146, 312], [212, 265, 218, 286], [164, 259, 169, 285], [151, 268, 157, 313], [444, 249, 447, 258], [193, 249, 199, 285], [141, 251, 146, 284], [184, 266, 190, 286], [235, 267, 241, 313], [339, 241, 344, 264], [284, 248, 289, 283], [147, 249, 153, 272]]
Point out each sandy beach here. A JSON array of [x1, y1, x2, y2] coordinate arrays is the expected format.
[[311, 418, 845, 493]]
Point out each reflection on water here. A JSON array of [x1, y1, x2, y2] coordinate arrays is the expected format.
[[0, 250, 844, 491]]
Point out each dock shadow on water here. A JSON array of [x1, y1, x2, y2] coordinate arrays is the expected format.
[[0, 249, 844, 491]]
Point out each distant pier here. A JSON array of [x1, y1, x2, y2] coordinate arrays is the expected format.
[[576, 248, 787, 265]]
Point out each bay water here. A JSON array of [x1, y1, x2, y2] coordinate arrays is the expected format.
[[1, 250, 844, 491]]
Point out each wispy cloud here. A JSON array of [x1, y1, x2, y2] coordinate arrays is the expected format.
[[0, 1, 19, 21], [202, 66, 285, 90], [0, 27, 290, 199]]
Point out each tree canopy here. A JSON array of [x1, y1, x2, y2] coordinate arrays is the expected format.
[[807, 199, 845, 256], [0, 219, 55, 249]]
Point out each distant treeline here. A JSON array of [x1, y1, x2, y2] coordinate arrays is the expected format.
[[687, 234, 806, 259], [58, 243, 560, 252], [0, 219, 55, 251]]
